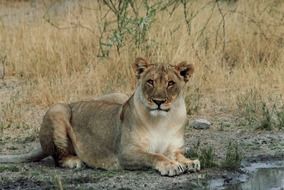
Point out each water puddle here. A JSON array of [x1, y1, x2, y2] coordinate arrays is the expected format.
[[209, 161, 284, 190]]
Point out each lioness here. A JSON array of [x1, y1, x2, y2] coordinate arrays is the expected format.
[[0, 57, 200, 176]]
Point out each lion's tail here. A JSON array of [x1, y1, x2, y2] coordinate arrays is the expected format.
[[0, 144, 48, 163]]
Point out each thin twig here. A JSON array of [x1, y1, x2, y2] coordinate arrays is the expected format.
[[102, 0, 118, 15], [196, 1, 216, 42], [181, 0, 192, 35], [216, 1, 226, 53]]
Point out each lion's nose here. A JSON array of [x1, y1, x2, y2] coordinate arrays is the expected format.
[[152, 99, 166, 106]]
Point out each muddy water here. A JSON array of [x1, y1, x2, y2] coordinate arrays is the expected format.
[[209, 161, 284, 190], [237, 168, 284, 190]]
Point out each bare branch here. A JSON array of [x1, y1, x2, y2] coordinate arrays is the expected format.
[[216, 1, 226, 53], [196, 1, 216, 42]]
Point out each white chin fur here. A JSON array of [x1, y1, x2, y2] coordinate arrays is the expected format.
[[150, 110, 168, 117]]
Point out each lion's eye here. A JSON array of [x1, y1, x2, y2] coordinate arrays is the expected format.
[[147, 79, 154, 87], [168, 80, 175, 87]]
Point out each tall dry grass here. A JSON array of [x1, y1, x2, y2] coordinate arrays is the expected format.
[[0, 0, 284, 133]]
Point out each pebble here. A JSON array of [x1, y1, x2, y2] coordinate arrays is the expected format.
[[190, 119, 212, 130]]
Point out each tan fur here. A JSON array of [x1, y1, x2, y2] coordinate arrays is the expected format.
[[29, 58, 199, 176]]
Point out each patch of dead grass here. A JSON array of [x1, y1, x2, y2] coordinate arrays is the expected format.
[[0, 0, 283, 135]]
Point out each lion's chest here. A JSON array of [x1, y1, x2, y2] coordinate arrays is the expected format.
[[146, 124, 184, 154]]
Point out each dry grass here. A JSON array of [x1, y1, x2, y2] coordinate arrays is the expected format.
[[0, 0, 284, 135]]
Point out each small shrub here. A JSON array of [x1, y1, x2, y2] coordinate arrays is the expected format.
[[236, 89, 263, 127], [276, 106, 284, 129], [186, 140, 217, 169], [221, 141, 242, 170], [256, 102, 273, 130], [237, 89, 283, 130], [199, 146, 217, 169], [97, 0, 179, 57], [186, 140, 200, 159], [0, 165, 20, 173]]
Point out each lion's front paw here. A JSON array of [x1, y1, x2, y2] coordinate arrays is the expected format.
[[155, 160, 186, 176], [60, 156, 84, 169], [182, 159, 200, 172]]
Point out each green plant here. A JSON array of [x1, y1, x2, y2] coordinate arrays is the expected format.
[[221, 141, 242, 170], [0, 165, 20, 173], [256, 102, 273, 130], [97, 0, 160, 56], [186, 140, 217, 169], [237, 89, 277, 130], [199, 146, 217, 169], [236, 89, 262, 127], [186, 140, 200, 159], [97, 0, 208, 57], [276, 106, 284, 129]]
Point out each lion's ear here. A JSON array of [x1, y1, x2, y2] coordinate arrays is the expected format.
[[175, 61, 194, 82], [133, 57, 149, 79]]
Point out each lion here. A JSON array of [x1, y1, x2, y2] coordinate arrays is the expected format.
[[0, 57, 200, 176]]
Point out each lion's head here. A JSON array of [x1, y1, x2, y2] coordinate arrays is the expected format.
[[133, 57, 194, 116]]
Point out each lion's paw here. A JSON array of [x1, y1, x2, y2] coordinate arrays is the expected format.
[[155, 160, 186, 176], [60, 156, 84, 169], [182, 159, 200, 172]]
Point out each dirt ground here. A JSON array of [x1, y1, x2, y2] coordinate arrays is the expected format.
[[0, 1, 284, 189], [1, 130, 284, 190], [1, 78, 284, 189], [1, 125, 284, 189]]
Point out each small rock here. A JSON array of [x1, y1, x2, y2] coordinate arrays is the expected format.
[[190, 119, 212, 130]]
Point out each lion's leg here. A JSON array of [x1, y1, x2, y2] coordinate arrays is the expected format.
[[40, 104, 83, 169], [52, 118, 83, 169], [120, 149, 185, 176], [172, 150, 200, 172]]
